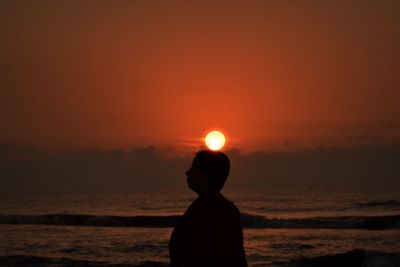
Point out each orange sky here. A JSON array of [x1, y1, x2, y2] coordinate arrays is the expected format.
[[1, 1, 399, 152]]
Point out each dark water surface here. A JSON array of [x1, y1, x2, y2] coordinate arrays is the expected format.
[[1, 189, 399, 266]]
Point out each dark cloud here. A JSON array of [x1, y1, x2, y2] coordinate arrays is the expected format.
[[228, 143, 400, 190], [1, 143, 399, 192]]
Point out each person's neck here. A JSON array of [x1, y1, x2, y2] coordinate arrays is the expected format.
[[198, 190, 221, 197]]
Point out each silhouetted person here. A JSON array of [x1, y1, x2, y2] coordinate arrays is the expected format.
[[169, 150, 247, 267]]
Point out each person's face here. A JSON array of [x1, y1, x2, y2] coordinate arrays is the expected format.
[[185, 160, 211, 194]]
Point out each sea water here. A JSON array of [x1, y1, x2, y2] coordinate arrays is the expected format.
[[1, 189, 400, 266]]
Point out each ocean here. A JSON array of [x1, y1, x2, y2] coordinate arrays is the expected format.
[[1, 189, 400, 266]]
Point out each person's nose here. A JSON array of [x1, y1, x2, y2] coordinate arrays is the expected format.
[[186, 166, 195, 176]]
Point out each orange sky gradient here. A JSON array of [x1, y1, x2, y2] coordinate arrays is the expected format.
[[1, 1, 399, 152]]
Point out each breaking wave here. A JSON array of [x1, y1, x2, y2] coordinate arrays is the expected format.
[[288, 249, 400, 267], [1, 213, 399, 230]]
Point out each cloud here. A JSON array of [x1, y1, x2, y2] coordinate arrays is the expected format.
[[228, 143, 400, 190], [1, 143, 399, 192], [0, 146, 190, 192]]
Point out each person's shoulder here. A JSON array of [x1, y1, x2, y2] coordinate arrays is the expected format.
[[215, 194, 241, 215], [218, 193, 236, 206], [197, 193, 240, 215]]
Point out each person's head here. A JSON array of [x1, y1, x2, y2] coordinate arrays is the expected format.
[[186, 150, 230, 195]]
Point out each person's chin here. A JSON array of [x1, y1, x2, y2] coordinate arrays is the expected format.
[[187, 184, 197, 193]]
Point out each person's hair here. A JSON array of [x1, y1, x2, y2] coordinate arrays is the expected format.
[[192, 150, 230, 191]]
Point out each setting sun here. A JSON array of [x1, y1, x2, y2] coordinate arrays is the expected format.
[[205, 131, 226, 151]]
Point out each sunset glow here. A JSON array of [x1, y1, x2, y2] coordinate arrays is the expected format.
[[1, 2, 400, 267], [205, 131, 226, 151]]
